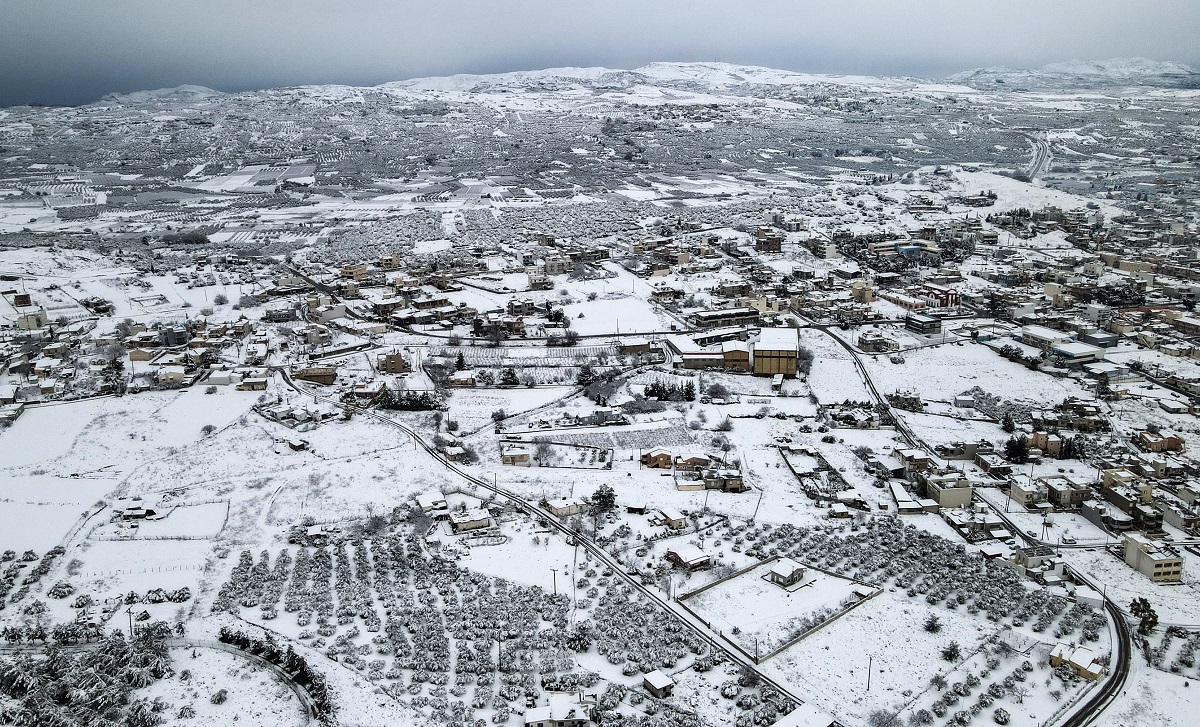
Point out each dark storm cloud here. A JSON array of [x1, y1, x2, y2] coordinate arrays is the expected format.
[[1, 0, 1196, 106]]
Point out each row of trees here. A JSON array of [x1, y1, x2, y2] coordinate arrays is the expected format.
[[643, 378, 696, 402], [217, 627, 334, 720], [376, 387, 443, 411]]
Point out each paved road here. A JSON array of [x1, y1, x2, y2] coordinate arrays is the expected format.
[[1058, 570, 1133, 727], [1022, 132, 1053, 180]]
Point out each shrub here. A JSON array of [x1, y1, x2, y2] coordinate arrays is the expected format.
[[942, 641, 962, 662]]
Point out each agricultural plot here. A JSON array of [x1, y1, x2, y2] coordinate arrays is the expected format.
[[541, 420, 697, 450], [0, 501, 88, 552], [720, 517, 1110, 726], [100, 501, 230, 540], [442, 386, 571, 432], [522, 441, 613, 469], [1145, 627, 1200, 679], [684, 561, 870, 659], [205, 515, 786, 726], [798, 330, 873, 405], [431, 345, 620, 363], [135, 645, 309, 727]]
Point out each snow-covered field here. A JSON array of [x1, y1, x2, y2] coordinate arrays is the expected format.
[[136, 646, 308, 727], [685, 561, 865, 655]]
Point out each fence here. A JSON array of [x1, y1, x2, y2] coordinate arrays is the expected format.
[[92, 533, 217, 542], [81, 564, 205, 578], [676, 554, 882, 664]]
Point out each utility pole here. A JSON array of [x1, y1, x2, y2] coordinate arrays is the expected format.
[[867, 654, 873, 691], [126, 606, 134, 638], [752, 488, 764, 521], [572, 543, 579, 615], [550, 568, 558, 596]]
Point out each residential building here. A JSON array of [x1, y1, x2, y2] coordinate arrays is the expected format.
[[659, 509, 685, 529], [665, 544, 710, 570], [1050, 644, 1104, 681], [448, 508, 491, 534], [376, 352, 411, 374], [1122, 533, 1183, 583], [501, 444, 531, 467], [1043, 476, 1093, 510], [1009, 479, 1048, 509], [1017, 325, 1074, 352], [922, 472, 974, 509], [1134, 430, 1185, 453], [691, 307, 759, 329], [546, 498, 586, 517], [415, 491, 449, 518], [641, 448, 673, 469], [524, 693, 595, 727]]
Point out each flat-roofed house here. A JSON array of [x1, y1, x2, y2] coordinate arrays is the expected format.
[[415, 491, 449, 518], [449, 508, 491, 534]]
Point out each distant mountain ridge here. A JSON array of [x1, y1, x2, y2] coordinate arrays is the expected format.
[[99, 85, 225, 104], [88, 57, 1200, 107], [948, 57, 1200, 90]]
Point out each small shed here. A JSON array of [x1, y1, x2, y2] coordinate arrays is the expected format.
[[643, 669, 675, 699], [769, 558, 806, 587], [659, 508, 686, 529]]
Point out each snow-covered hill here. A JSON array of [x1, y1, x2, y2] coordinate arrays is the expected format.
[[949, 57, 1200, 90], [86, 57, 1199, 109], [383, 61, 937, 95], [99, 84, 225, 105]]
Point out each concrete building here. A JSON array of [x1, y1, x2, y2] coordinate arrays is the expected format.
[[752, 327, 799, 377], [922, 472, 974, 509], [449, 508, 491, 534], [1122, 533, 1183, 583], [1010, 479, 1048, 508], [904, 312, 942, 335]]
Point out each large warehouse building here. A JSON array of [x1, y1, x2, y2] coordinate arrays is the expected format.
[[753, 327, 799, 377]]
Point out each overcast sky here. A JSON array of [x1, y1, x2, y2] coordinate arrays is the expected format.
[[2, 0, 1197, 106]]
